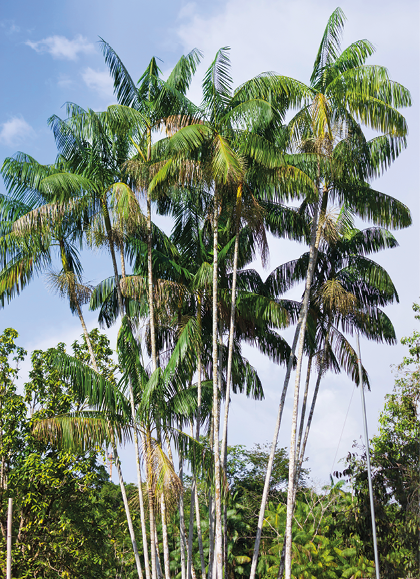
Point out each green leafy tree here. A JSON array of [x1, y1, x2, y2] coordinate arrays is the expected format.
[[0, 329, 127, 578]]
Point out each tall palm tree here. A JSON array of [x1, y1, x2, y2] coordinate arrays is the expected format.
[[148, 47, 318, 576], [250, 9, 412, 578], [274, 209, 400, 577], [0, 152, 148, 579]]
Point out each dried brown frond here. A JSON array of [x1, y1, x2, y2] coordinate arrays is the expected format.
[[46, 270, 93, 305], [164, 115, 202, 137], [141, 432, 183, 511], [12, 201, 74, 235]]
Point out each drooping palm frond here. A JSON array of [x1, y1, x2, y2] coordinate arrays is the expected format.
[[33, 411, 132, 452]]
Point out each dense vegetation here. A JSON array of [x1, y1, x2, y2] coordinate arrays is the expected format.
[[0, 7, 416, 579]]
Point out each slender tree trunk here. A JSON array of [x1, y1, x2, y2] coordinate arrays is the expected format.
[[296, 356, 312, 467], [113, 441, 144, 579], [161, 492, 171, 579], [146, 128, 158, 373], [212, 202, 223, 579], [139, 446, 152, 579], [154, 526, 164, 579], [75, 300, 99, 372], [119, 232, 152, 579], [195, 295, 207, 579], [249, 207, 319, 579], [220, 188, 241, 579], [221, 185, 242, 469], [277, 349, 323, 579], [195, 483, 206, 579], [208, 413, 215, 579], [6, 498, 12, 579], [145, 427, 158, 579], [188, 423, 196, 579], [179, 434, 187, 579], [284, 194, 326, 579], [120, 243, 127, 279]]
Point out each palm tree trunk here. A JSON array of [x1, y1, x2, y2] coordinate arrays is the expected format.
[[207, 408, 215, 579], [195, 483, 206, 579], [119, 236, 152, 579], [221, 185, 242, 469], [277, 355, 312, 579], [277, 344, 328, 579], [146, 127, 158, 373], [179, 436, 187, 579], [284, 193, 326, 579], [161, 493, 171, 579], [188, 423, 196, 579], [74, 300, 99, 372], [154, 526, 163, 579], [138, 445, 152, 579], [113, 441, 144, 579], [249, 206, 319, 579], [296, 355, 312, 464], [212, 202, 223, 579], [145, 427, 158, 579], [195, 295, 207, 579]]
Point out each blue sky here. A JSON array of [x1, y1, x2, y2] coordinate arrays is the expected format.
[[0, 0, 419, 483]]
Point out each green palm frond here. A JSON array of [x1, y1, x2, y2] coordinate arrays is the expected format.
[[311, 7, 346, 89], [99, 38, 139, 107]]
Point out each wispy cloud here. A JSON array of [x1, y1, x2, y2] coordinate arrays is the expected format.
[[0, 20, 21, 35], [0, 116, 35, 147], [81, 67, 114, 100], [25, 34, 95, 61], [57, 74, 75, 89]]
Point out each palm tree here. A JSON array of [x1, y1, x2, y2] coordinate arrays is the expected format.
[[147, 47, 320, 577], [250, 9, 412, 578], [0, 118, 149, 579], [274, 209, 400, 577]]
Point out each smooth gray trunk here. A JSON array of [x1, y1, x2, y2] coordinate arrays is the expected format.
[[195, 323, 207, 579], [284, 197, 324, 579], [249, 201, 320, 579], [114, 442, 144, 579], [179, 443, 187, 579], [161, 494, 171, 579], [75, 288, 144, 579], [212, 204, 223, 579], [221, 188, 241, 468]]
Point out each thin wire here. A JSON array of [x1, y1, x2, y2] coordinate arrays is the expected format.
[[330, 382, 356, 474]]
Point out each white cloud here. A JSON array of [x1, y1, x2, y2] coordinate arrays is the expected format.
[[25, 34, 95, 61], [81, 67, 115, 101], [0, 116, 35, 147]]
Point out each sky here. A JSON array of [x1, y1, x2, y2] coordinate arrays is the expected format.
[[0, 0, 419, 485]]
